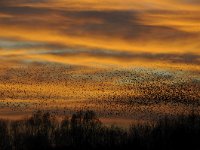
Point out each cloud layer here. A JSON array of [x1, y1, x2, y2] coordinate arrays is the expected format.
[[0, 0, 200, 120]]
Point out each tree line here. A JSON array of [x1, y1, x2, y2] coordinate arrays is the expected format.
[[0, 110, 200, 150]]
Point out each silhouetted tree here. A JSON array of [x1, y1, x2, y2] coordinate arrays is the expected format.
[[1, 110, 200, 150]]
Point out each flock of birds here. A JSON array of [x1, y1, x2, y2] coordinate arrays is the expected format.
[[0, 63, 199, 122]]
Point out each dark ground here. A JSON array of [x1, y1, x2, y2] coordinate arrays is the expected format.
[[0, 110, 200, 150]]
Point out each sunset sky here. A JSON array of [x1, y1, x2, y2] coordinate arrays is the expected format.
[[0, 0, 200, 123]]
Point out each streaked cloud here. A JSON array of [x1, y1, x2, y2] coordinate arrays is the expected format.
[[0, 0, 200, 119], [0, 0, 200, 55]]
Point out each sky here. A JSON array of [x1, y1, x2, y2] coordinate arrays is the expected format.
[[0, 0, 200, 67], [0, 0, 200, 122]]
